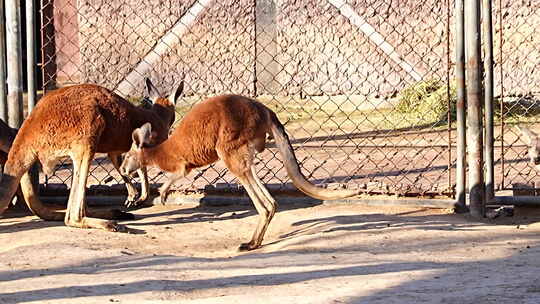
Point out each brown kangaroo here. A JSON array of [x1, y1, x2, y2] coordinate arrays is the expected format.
[[120, 95, 360, 250], [517, 125, 540, 169], [0, 118, 24, 209], [0, 79, 183, 231]]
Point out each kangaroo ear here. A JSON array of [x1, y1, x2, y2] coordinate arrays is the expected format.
[[517, 125, 538, 146], [132, 123, 153, 149], [145, 78, 161, 103], [168, 80, 184, 105]]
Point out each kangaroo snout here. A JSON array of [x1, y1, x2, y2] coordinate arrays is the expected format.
[[119, 154, 140, 178]]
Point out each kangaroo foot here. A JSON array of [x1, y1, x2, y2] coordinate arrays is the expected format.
[[159, 191, 169, 205], [66, 217, 127, 232], [238, 242, 261, 252]]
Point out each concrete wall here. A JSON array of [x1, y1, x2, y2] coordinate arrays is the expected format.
[[48, 0, 540, 99]]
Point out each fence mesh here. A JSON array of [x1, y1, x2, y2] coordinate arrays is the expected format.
[[494, 0, 540, 192], [39, 0, 457, 198]]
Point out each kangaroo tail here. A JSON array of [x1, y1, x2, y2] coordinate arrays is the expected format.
[[0, 144, 64, 220], [268, 111, 360, 200], [0, 148, 35, 215], [20, 168, 65, 221]]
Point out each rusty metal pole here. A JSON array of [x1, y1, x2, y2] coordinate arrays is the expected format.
[[455, 0, 467, 212], [0, 0, 7, 122], [465, 0, 485, 217], [5, 0, 24, 128], [482, 0, 494, 203]]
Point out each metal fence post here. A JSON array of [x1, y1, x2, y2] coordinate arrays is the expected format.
[[455, 0, 467, 212], [26, 0, 40, 191], [26, 0, 37, 113], [5, 0, 24, 128], [0, 0, 7, 122], [465, 0, 485, 217], [482, 0, 494, 203]]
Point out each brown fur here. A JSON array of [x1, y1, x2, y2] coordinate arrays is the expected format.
[[121, 95, 361, 250], [0, 80, 182, 231]]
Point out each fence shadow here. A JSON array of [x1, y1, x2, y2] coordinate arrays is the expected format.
[[2, 209, 540, 303]]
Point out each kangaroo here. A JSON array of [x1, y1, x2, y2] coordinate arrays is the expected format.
[[0, 79, 183, 231], [120, 95, 361, 250], [0, 118, 25, 210], [517, 125, 540, 169]]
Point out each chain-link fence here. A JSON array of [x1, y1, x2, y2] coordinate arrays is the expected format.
[[492, 0, 540, 193], [38, 0, 460, 198]]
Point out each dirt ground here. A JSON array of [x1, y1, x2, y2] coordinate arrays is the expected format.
[[2, 201, 540, 304]]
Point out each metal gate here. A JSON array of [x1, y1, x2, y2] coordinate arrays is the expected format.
[[494, 0, 540, 194], [31, 0, 457, 199]]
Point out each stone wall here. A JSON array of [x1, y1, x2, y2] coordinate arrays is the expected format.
[[49, 0, 540, 99]]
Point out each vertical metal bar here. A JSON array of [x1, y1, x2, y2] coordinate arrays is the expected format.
[[40, 0, 46, 92], [482, 0, 494, 202], [465, 0, 485, 217], [446, 0, 452, 194], [253, 0, 257, 97], [455, 0, 467, 211], [498, 0, 505, 189], [26, 0, 40, 191], [0, 0, 8, 122], [5, 0, 24, 128], [26, 0, 37, 113]]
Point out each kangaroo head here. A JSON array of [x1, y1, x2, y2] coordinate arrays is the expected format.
[[144, 78, 184, 128], [517, 125, 540, 167], [121, 123, 155, 176]]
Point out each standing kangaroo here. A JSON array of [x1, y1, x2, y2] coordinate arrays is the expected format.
[[0, 79, 183, 231], [120, 95, 360, 250]]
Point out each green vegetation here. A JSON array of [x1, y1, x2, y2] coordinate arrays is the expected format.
[[395, 79, 457, 124]]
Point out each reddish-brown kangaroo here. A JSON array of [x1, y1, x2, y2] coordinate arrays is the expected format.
[[120, 95, 360, 250], [0, 79, 183, 231]]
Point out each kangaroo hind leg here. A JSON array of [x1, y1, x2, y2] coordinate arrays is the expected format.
[[220, 145, 277, 251], [64, 149, 124, 231]]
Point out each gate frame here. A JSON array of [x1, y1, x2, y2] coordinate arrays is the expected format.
[[7, 0, 517, 212]]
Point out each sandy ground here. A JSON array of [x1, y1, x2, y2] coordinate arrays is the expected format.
[[2, 201, 540, 304]]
